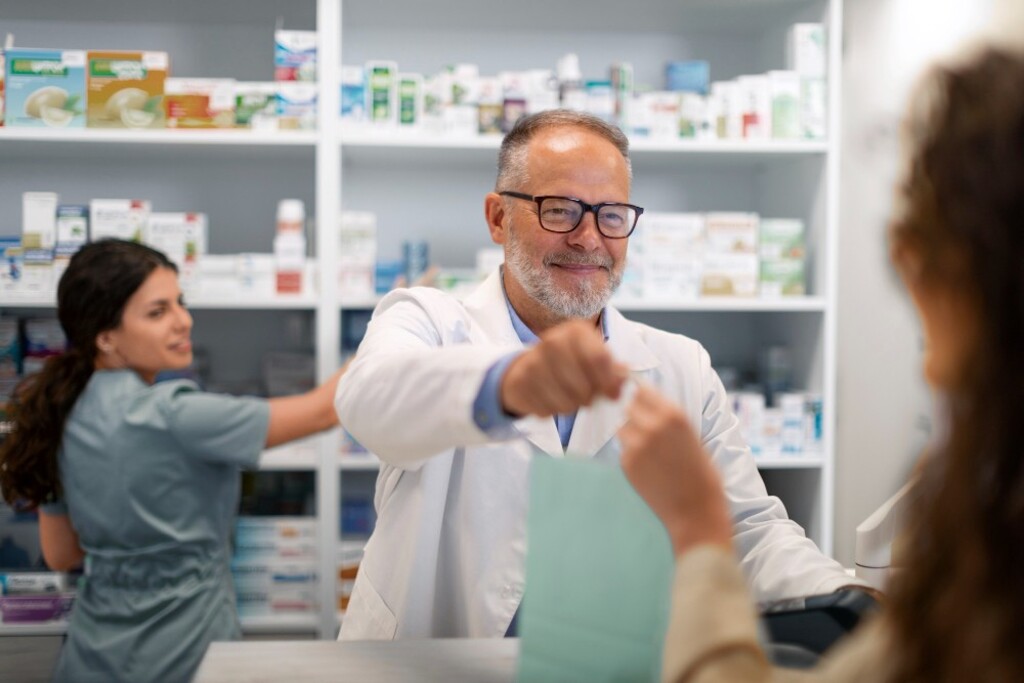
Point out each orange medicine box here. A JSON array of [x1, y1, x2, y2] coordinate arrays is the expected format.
[[164, 78, 235, 129], [86, 50, 167, 129]]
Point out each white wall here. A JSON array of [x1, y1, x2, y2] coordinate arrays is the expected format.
[[834, 0, 1002, 564]]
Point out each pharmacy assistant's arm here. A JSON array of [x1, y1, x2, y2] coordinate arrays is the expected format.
[[265, 364, 346, 448], [335, 289, 517, 468], [696, 347, 859, 599], [38, 509, 85, 571]]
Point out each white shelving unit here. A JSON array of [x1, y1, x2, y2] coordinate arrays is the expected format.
[[336, 0, 843, 565], [1, 0, 842, 640]]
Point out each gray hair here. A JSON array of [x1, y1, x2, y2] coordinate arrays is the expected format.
[[495, 110, 632, 191]]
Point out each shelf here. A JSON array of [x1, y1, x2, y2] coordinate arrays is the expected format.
[[1, 294, 320, 311], [340, 128, 829, 167], [239, 614, 320, 635], [344, 0, 818, 33], [0, 621, 69, 636], [339, 540, 369, 556], [339, 295, 384, 310], [260, 437, 322, 470], [754, 456, 824, 469], [0, 0, 315, 26], [3, 295, 824, 314], [612, 296, 826, 313], [339, 455, 381, 471], [0, 128, 316, 162]]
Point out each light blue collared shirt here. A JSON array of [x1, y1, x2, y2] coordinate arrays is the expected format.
[[471, 279, 610, 450]]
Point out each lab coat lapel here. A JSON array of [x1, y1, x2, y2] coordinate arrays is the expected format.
[[463, 271, 564, 458], [566, 307, 660, 458]]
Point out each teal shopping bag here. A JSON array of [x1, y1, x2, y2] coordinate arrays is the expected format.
[[516, 456, 675, 682]]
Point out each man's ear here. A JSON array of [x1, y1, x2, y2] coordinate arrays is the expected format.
[[484, 192, 508, 246]]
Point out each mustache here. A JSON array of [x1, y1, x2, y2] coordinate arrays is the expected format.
[[543, 252, 612, 269]]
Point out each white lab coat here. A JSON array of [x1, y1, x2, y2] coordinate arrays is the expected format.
[[336, 271, 854, 640]]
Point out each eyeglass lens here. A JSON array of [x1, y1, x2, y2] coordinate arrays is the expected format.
[[538, 197, 636, 237]]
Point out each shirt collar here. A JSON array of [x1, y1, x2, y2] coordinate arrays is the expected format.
[[499, 266, 610, 345]]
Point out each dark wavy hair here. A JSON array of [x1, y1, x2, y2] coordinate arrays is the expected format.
[[0, 240, 175, 507], [886, 47, 1024, 683]]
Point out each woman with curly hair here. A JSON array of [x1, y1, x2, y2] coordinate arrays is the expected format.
[[620, 45, 1024, 683]]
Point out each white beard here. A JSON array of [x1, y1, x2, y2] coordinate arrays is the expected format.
[[504, 220, 623, 321]]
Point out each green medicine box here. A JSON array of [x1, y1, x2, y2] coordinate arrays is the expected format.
[[4, 49, 86, 128]]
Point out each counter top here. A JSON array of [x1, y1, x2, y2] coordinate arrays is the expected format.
[[194, 638, 518, 683]]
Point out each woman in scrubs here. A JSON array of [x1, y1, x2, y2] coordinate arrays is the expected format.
[[0, 239, 344, 683]]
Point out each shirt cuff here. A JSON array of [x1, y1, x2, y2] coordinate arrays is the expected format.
[[472, 351, 523, 435]]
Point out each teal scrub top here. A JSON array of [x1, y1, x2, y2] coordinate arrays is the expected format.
[[41, 369, 270, 683]]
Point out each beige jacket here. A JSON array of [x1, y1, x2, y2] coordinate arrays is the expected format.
[[664, 546, 893, 683]]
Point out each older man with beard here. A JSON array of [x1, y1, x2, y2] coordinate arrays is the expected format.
[[334, 110, 858, 641]]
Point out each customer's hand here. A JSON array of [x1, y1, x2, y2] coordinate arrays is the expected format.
[[500, 319, 629, 418], [619, 384, 733, 558]]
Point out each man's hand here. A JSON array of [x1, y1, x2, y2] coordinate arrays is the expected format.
[[500, 319, 629, 418], [619, 384, 733, 558]]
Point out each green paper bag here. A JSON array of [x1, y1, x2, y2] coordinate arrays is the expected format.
[[516, 456, 675, 682]]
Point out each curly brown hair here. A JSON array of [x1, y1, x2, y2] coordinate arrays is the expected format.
[[886, 46, 1024, 683], [0, 240, 175, 508]]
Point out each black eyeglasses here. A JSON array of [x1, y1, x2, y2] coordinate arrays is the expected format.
[[499, 191, 643, 239]]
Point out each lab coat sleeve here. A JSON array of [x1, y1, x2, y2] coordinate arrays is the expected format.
[[335, 288, 519, 469], [697, 347, 860, 600]]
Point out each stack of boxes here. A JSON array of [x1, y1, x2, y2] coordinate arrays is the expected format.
[[634, 213, 705, 301], [338, 211, 377, 300], [273, 30, 317, 130], [0, 29, 318, 130], [759, 219, 807, 297], [618, 211, 808, 301], [701, 213, 760, 297], [232, 516, 318, 621], [338, 22, 826, 142], [0, 572, 75, 626], [3, 191, 321, 301], [731, 390, 824, 459]]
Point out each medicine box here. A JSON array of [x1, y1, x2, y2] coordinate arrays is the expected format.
[[759, 219, 805, 261], [760, 259, 806, 297], [366, 60, 397, 124], [22, 191, 58, 251], [0, 594, 75, 624], [4, 49, 86, 128], [641, 212, 705, 300], [276, 82, 316, 130], [705, 212, 759, 254], [55, 205, 89, 259], [274, 30, 317, 82], [0, 572, 68, 595], [340, 65, 366, 122], [164, 78, 236, 129], [86, 51, 168, 129], [234, 82, 277, 130], [768, 71, 801, 139], [145, 212, 207, 269], [89, 199, 151, 242]]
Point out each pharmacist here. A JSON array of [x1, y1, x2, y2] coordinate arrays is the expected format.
[[334, 110, 861, 640]]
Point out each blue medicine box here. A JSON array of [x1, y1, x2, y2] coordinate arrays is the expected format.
[[666, 60, 710, 95]]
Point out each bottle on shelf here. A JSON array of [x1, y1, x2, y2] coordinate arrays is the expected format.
[[274, 199, 306, 295], [556, 53, 586, 112]]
